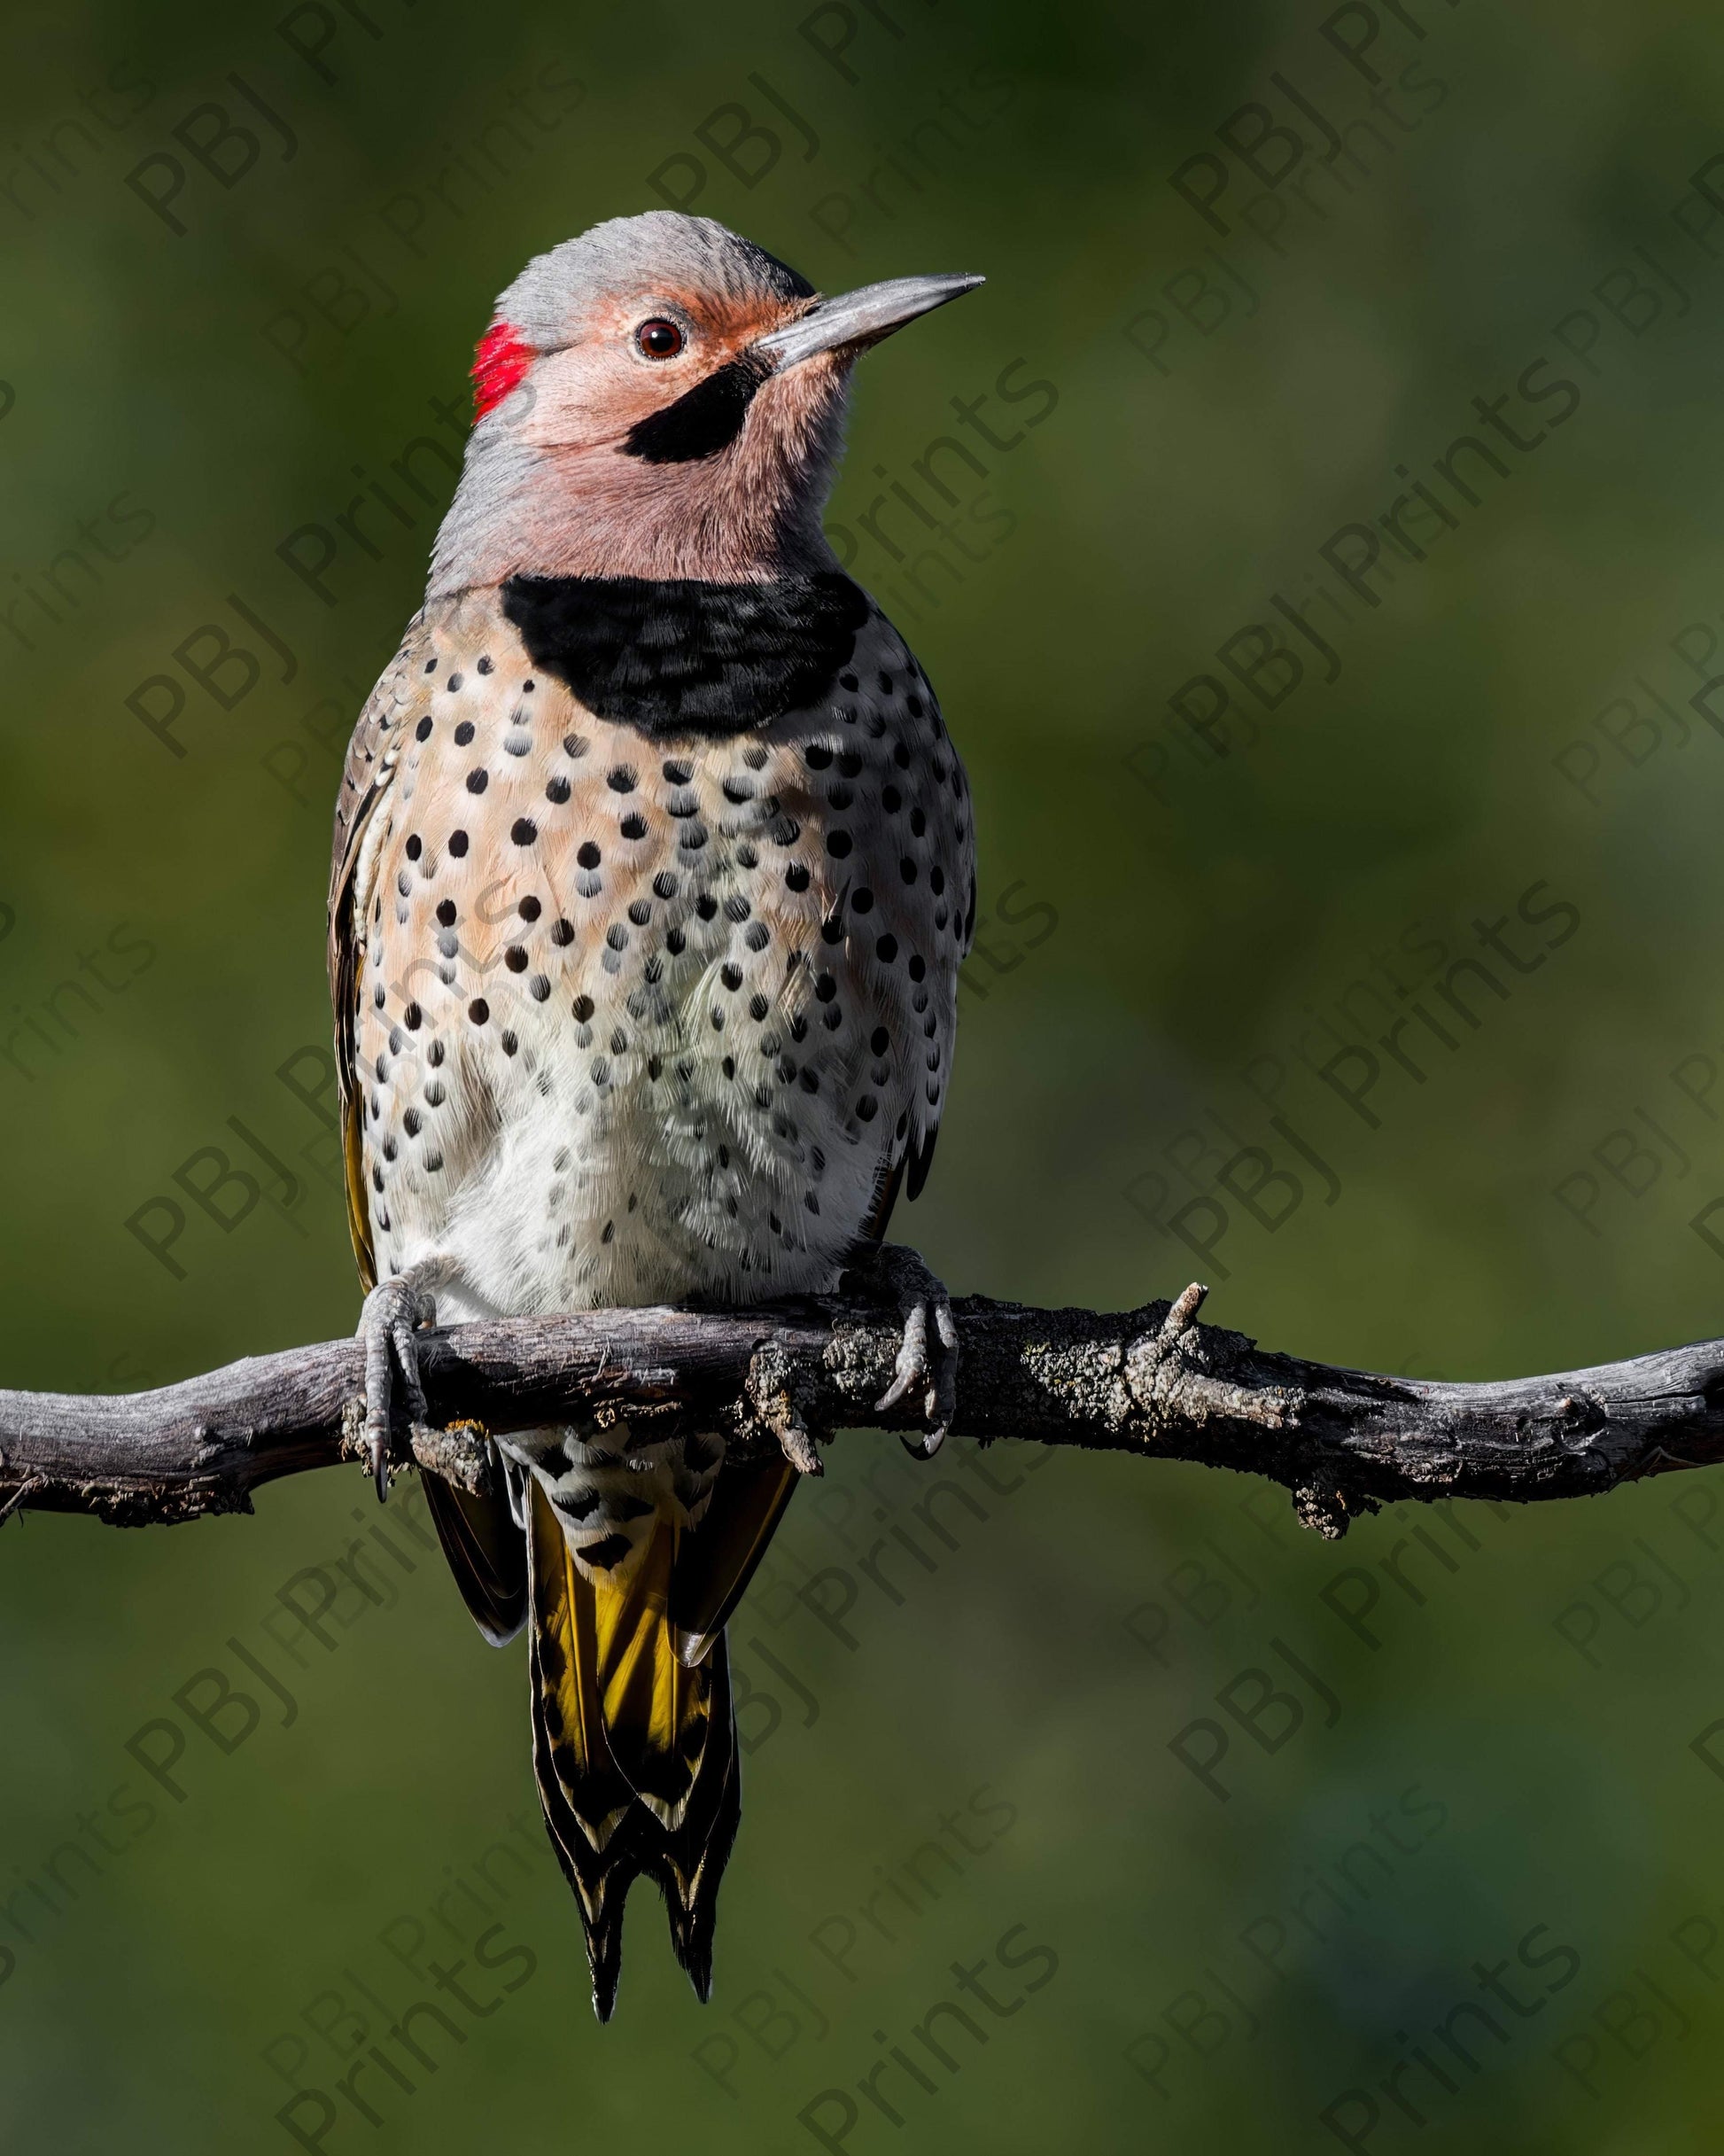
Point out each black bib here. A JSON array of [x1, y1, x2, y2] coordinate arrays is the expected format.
[[501, 572, 873, 736]]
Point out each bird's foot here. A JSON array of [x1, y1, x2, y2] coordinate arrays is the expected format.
[[354, 1262, 447, 1502], [844, 1241, 959, 1459]]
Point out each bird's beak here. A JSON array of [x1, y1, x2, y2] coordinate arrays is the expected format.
[[752, 272, 984, 370]]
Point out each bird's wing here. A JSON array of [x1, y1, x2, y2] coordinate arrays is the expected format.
[[328, 617, 429, 1292], [328, 612, 531, 1646]]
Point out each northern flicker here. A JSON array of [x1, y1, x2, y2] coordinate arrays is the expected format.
[[326, 212, 981, 2020]]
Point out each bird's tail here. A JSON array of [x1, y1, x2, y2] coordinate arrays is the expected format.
[[526, 1482, 740, 2021]]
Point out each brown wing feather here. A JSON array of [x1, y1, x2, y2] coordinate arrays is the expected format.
[[329, 614, 529, 1646], [671, 1458, 800, 1668], [422, 1472, 531, 1646], [327, 619, 428, 1289]]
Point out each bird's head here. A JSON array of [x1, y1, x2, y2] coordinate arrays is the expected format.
[[430, 211, 982, 595]]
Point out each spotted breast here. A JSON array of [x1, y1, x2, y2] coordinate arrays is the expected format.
[[335, 572, 975, 1568]]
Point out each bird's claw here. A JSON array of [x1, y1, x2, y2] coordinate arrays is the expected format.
[[849, 1243, 959, 1458], [355, 1274, 437, 1502]]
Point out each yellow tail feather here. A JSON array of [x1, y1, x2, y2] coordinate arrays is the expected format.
[[527, 1485, 740, 2018]]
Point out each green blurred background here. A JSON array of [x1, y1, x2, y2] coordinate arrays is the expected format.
[[8, 0, 1724, 2147]]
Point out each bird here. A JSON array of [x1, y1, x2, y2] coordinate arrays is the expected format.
[[325, 211, 982, 2021]]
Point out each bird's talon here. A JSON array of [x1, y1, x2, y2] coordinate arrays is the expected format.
[[852, 1243, 959, 1458], [356, 1271, 439, 1506], [898, 1420, 947, 1461], [874, 1371, 913, 1414]]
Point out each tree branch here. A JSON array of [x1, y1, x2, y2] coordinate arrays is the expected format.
[[4, 1281, 1720, 1537]]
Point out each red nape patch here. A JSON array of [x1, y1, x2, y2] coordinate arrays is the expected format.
[[471, 319, 532, 420]]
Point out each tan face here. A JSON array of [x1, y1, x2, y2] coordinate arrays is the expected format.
[[503, 286, 818, 454], [432, 237, 982, 594]]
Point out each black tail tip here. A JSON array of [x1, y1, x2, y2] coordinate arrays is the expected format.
[[587, 1927, 708, 2015], [587, 1929, 625, 2024], [665, 1889, 719, 2005]]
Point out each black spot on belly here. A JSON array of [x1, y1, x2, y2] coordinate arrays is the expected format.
[[501, 572, 872, 735]]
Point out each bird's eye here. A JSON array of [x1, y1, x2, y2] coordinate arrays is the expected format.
[[636, 318, 684, 360]]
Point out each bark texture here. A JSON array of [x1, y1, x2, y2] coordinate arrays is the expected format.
[[2, 1278, 1718, 1537]]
